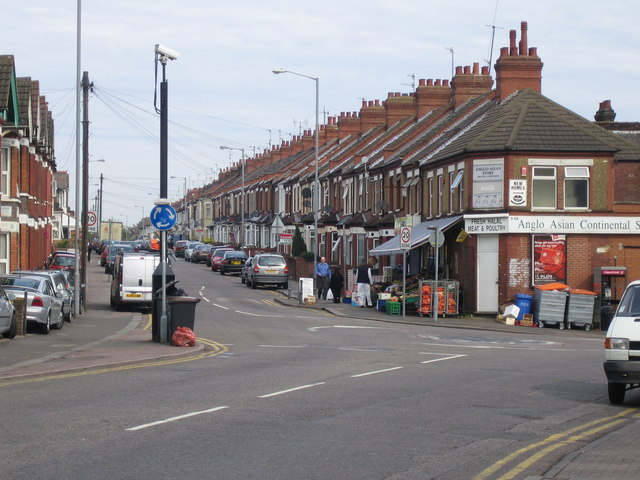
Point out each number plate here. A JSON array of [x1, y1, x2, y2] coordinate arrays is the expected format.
[[265, 270, 277, 274], [125, 293, 142, 298], [232, 260, 241, 265]]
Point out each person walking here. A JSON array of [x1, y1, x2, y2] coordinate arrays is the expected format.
[[315, 256, 331, 300], [328, 266, 344, 304], [355, 262, 374, 308]]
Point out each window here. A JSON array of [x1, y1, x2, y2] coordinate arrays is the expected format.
[[0, 234, 8, 274], [1, 147, 9, 196], [532, 167, 556, 209], [564, 166, 589, 209], [428, 177, 433, 217], [449, 171, 455, 213], [437, 175, 443, 216]]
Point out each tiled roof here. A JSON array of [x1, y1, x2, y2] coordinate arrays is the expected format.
[[0, 55, 15, 109], [427, 89, 640, 164], [16, 77, 32, 129]]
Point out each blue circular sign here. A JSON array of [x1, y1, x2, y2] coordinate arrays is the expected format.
[[150, 204, 177, 231]]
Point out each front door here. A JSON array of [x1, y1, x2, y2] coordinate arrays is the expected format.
[[476, 235, 499, 313]]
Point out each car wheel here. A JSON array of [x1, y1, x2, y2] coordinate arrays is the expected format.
[[241, 276, 245, 284], [2, 313, 17, 339], [608, 382, 626, 404], [251, 279, 257, 289], [220, 270, 225, 276], [110, 295, 115, 307], [246, 278, 251, 288], [41, 312, 51, 335], [55, 310, 65, 330]]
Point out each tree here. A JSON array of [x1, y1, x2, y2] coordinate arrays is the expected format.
[[292, 226, 307, 257]]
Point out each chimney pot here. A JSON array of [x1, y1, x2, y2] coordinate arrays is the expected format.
[[464, 65, 471, 75], [455, 66, 463, 75], [419, 78, 426, 86], [473, 62, 479, 75]]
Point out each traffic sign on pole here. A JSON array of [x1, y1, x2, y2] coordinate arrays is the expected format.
[[150, 204, 177, 231], [87, 211, 97, 227], [400, 226, 411, 250]]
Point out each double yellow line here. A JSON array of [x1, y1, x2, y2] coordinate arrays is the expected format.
[[475, 408, 639, 480]]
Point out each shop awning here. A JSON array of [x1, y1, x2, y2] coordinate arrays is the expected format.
[[369, 215, 462, 256]]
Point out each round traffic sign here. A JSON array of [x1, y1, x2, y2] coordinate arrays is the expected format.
[[150, 204, 177, 231], [87, 211, 97, 226], [400, 226, 411, 249]]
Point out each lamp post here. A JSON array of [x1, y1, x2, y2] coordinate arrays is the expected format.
[[272, 68, 320, 276], [219, 146, 245, 247], [170, 175, 188, 238]]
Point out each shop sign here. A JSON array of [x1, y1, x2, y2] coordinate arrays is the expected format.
[[279, 233, 293, 245], [532, 234, 566, 285], [509, 215, 640, 234], [465, 216, 508, 233], [472, 160, 503, 209], [509, 179, 527, 206]]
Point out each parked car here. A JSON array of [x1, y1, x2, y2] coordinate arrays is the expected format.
[[110, 252, 160, 311], [192, 244, 213, 264], [220, 251, 248, 275], [12, 270, 74, 322], [174, 240, 189, 258], [245, 253, 288, 289], [0, 285, 17, 339], [1, 275, 64, 334], [240, 256, 254, 284], [210, 247, 235, 272], [604, 279, 640, 404], [184, 241, 203, 262], [44, 251, 76, 271]]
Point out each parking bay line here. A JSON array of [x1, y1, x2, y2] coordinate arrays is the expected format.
[[126, 406, 228, 432]]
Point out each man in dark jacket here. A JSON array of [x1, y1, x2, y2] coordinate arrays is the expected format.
[[355, 262, 373, 307], [328, 266, 344, 304]]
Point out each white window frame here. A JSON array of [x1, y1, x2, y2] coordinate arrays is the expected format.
[[0, 233, 9, 274], [532, 166, 557, 210], [1, 147, 9, 197], [564, 166, 590, 210]]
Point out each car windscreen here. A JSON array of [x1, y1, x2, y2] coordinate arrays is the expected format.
[[0, 277, 40, 289], [225, 252, 246, 259], [258, 256, 285, 266], [54, 255, 76, 267], [616, 284, 640, 317]]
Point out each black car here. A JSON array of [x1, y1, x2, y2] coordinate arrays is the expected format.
[[219, 251, 248, 275]]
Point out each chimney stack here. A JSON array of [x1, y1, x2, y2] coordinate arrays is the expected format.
[[494, 21, 543, 100], [450, 63, 494, 108], [359, 99, 386, 131], [415, 78, 452, 116], [383, 92, 415, 126], [594, 100, 616, 122]]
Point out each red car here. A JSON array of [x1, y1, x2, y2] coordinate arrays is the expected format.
[[45, 252, 76, 270], [210, 247, 234, 272]]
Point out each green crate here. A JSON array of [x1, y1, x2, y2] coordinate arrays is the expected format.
[[386, 301, 401, 316]]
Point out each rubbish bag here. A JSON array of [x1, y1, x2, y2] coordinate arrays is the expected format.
[[171, 326, 196, 347]]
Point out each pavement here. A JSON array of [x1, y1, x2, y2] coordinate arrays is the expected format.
[[0, 263, 638, 479]]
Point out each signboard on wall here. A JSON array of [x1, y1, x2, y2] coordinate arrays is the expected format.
[[509, 179, 527, 206], [472, 160, 504, 209], [532, 234, 566, 285]]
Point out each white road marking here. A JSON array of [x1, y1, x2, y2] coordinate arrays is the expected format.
[[308, 325, 391, 332], [126, 406, 228, 431], [213, 303, 229, 310], [419, 352, 467, 364], [258, 382, 326, 398], [351, 366, 403, 378], [235, 310, 280, 317], [201, 296, 210, 302], [260, 345, 306, 348]]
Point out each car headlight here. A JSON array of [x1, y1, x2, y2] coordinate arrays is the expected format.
[[605, 337, 630, 350]]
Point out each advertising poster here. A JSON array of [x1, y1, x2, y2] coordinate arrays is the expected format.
[[532, 234, 566, 285]]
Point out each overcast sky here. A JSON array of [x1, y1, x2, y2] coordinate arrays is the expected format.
[[5, 1, 639, 226]]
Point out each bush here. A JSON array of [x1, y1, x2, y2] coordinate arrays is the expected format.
[[54, 239, 70, 249], [292, 227, 307, 257], [300, 251, 315, 262]]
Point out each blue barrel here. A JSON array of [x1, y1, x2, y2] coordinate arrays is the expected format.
[[514, 294, 534, 320]]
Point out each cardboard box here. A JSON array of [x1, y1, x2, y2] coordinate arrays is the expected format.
[[503, 304, 521, 319], [520, 313, 534, 327]]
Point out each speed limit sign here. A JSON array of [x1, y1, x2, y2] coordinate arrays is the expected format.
[[400, 226, 411, 250], [87, 211, 97, 227]]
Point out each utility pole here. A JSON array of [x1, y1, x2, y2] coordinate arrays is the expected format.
[[98, 173, 103, 242], [80, 71, 91, 312]]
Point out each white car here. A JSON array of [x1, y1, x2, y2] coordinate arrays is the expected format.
[[184, 241, 203, 262], [604, 279, 640, 404], [0, 285, 17, 339]]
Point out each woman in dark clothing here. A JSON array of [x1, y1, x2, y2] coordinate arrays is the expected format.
[[328, 267, 344, 304]]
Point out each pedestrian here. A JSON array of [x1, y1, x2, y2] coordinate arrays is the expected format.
[[87, 242, 91, 262], [328, 266, 344, 304], [355, 261, 374, 308], [315, 256, 331, 300]]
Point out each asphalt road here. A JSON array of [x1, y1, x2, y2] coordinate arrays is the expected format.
[[1, 258, 637, 480]]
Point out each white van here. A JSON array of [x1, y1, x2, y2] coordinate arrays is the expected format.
[[110, 253, 160, 310], [603, 279, 640, 404]]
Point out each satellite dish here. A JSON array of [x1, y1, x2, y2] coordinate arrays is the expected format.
[[375, 200, 388, 211], [303, 200, 312, 208], [301, 187, 312, 198]]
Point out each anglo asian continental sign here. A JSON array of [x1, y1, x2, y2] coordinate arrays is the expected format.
[[465, 215, 640, 234]]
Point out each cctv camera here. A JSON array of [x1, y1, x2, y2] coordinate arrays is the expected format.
[[155, 44, 179, 61]]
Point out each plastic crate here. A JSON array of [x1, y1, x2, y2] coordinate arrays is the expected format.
[[377, 299, 386, 311], [386, 301, 401, 316]]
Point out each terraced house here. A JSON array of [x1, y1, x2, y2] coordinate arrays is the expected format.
[[179, 22, 640, 314], [0, 55, 58, 272]]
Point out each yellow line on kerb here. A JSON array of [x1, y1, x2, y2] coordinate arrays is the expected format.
[[474, 408, 638, 480], [0, 337, 228, 388]]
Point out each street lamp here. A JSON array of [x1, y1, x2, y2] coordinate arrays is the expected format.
[[170, 175, 188, 237], [219, 146, 245, 248], [272, 68, 320, 276]]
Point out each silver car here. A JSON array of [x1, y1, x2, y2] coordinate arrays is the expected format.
[[1, 275, 64, 334], [184, 241, 203, 262], [12, 270, 74, 322], [0, 285, 17, 339], [245, 253, 289, 289]]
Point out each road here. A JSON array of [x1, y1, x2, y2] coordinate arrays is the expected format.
[[1, 257, 637, 480]]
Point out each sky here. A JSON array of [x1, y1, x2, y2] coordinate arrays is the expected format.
[[5, 1, 639, 227]]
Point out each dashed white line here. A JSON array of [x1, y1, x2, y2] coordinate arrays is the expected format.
[[258, 382, 326, 398], [420, 353, 467, 364], [351, 366, 403, 378], [126, 406, 228, 431], [213, 303, 229, 310]]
